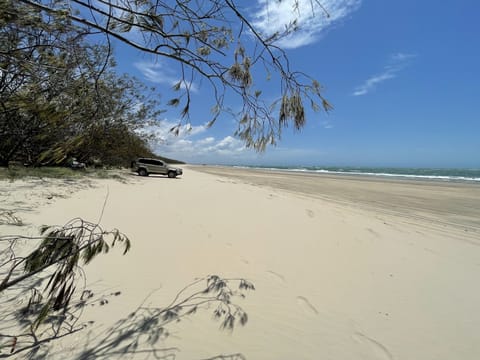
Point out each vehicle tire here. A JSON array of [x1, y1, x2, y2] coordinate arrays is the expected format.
[[167, 171, 176, 178], [138, 168, 148, 176]]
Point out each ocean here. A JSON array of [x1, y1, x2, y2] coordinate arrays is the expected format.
[[231, 165, 480, 182]]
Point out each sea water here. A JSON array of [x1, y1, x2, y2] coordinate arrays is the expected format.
[[232, 165, 480, 182]]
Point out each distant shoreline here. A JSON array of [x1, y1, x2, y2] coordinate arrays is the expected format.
[[192, 164, 480, 183], [189, 164, 480, 234]]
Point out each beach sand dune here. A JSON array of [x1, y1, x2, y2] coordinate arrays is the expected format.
[[2, 166, 480, 359]]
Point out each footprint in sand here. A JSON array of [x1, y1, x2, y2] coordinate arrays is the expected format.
[[296, 296, 319, 315], [352, 332, 394, 360], [367, 228, 380, 238], [423, 247, 438, 255], [305, 209, 315, 218], [266, 270, 286, 283]]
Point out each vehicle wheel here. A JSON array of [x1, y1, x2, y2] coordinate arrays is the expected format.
[[168, 171, 176, 178], [138, 168, 148, 176]]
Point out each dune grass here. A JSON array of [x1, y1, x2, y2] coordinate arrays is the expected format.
[[0, 166, 127, 181]]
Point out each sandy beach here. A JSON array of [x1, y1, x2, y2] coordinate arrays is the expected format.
[[2, 166, 480, 359]]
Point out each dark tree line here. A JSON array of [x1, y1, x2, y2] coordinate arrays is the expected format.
[[1, 0, 161, 167]]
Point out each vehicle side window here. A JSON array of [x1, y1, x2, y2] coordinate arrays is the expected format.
[[137, 159, 165, 166]]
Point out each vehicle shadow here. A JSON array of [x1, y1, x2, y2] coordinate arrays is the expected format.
[[130, 173, 182, 180]]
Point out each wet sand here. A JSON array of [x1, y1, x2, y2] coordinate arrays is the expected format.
[[192, 165, 480, 234]]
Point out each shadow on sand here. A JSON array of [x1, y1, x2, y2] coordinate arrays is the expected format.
[[2, 276, 253, 360]]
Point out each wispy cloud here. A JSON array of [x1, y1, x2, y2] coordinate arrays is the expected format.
[[252, 0, 362, 49], [321, 119, 334, 129], [141, 121, 208, 143], [352, 72, 396, 97], [352, 52, 416, 96], [134, 61, 198, 92]]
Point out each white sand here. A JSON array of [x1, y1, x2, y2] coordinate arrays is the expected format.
[[1, 167, 480, 359]]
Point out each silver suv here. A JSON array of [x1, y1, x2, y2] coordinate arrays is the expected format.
[[131, 158, 183, 178]]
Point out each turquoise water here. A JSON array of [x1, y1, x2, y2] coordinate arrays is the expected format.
[[232, 165, 480, 182]]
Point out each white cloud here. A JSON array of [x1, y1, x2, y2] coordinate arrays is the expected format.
[[141, 120, 249, 162], [142, 120, 330, 164], [134, 61, 198, 92], [353, 52, 416, 96], [252, 0, 361, 49], [197, 137, 216, 146], [206, 136, 246, 155]]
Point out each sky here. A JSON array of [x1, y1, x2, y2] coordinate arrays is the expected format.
[[113, 0, 479, 168]]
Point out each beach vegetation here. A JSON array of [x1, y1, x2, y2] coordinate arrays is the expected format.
[[0, 218, 130, 356], [0, 211, 23, 226], [2, 0, 332, 154], [0, 0, 161, 168], [0, 165, 128, 181]]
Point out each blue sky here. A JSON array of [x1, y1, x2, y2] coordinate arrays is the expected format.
[[114, 0, 479, 168]]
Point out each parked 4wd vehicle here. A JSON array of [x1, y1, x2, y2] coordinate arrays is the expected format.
[[131, 158, 183, 178], [68, 157, 86, 170]]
